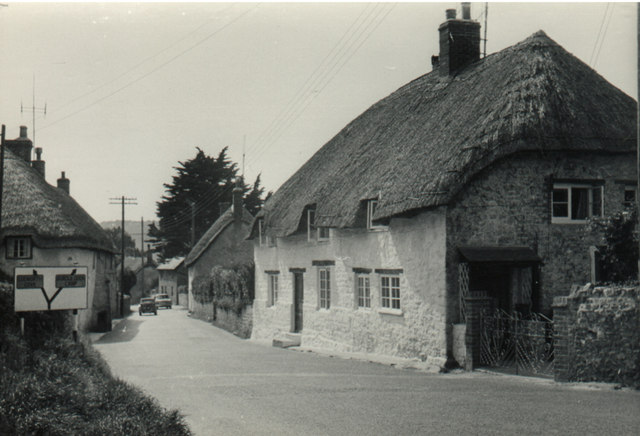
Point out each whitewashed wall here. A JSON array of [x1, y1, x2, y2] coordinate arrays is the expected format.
[[253, 207, 448, 367]]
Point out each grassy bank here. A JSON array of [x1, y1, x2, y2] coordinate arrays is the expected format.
[[0, 286, 191, 435]]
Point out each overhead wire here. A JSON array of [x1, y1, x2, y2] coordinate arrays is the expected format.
[[40, 4, 257, 133], [54, 3, 239, 113], [589, 3, 614, 67], [244, 3, 396, 173]]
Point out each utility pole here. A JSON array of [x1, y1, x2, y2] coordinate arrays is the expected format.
[[483, 2, 488, 58], [188, 199, 196, 248], [140, 217, 145, 297], [21, 75, 46, 147], [109, 196, 137, 317], [637, 2, 639, 280], [0, 125, 5, 232]]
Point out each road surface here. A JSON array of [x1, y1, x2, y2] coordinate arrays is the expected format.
[[93, 306, 640, 436]]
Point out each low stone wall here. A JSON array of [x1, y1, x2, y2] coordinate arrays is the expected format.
[[553, 284, 639, 387], [213, 304, 253, 339]]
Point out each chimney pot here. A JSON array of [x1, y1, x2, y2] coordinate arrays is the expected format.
[[57, 171, 70, 195], [462, 2, 471, 20], [19, 126, 28, 138], [446, 9, 456, 20], [31, 147, 45, 178]]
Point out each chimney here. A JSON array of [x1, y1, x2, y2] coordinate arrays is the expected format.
[[232, 179, 243, 224], [31, 147, 45, 178], [5, 125, 33, 163], [57, 171, 70, 194], [437, 3, 481, 76]]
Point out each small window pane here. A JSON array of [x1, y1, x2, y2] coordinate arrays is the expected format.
[[571, 187, 589, 220], [591, 187, 602, 217], [552, 189, 568, 218]]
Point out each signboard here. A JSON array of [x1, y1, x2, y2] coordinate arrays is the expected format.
[[14, 266, 88, 312]]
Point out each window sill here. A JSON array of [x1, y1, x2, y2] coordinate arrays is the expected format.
[[377, 307, 403, 316], [551, 218, 591, 225], [367, 227, 389, 233]]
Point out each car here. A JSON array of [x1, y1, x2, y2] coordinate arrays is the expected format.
[[153, 293, 172, 309], [139, 297, 157, 316]]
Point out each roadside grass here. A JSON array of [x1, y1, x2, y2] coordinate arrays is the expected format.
[[0, 286, 191, 435]]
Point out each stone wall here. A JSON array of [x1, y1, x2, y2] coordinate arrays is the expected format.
[[447, 150, 635, 318], [253, 208, 449, 367], [553, 284, 640, 387], [212, 304, 253, 339]]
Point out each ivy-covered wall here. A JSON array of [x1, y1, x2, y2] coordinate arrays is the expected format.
[[190, 263, 254, 337]]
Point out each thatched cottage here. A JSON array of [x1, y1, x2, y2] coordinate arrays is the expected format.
[[1, 126, 117, 332], [185, 184, 254, 317], [247, 8, 636, 368]]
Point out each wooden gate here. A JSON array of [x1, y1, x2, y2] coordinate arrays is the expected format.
[[480, 309, 554, 377]]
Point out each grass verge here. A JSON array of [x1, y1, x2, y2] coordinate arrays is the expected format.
[[0, 285, 191, 435]]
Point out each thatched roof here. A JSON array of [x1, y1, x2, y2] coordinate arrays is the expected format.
[[1, 149, 116, 253], [184, 206, 253, 267], [257, 31, 636, 238]]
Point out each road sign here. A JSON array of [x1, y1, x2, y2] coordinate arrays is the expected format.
[[14, 266, 88, 312]]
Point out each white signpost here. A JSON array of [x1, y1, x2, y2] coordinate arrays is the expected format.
[[14, 266, 88, 341]]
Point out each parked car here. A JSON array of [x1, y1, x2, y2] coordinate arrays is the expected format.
[[139, 297, 157, 316], [153, 293, 172, 309]]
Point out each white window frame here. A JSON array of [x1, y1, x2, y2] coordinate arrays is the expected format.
[[380, 274, 401, 311], [318, 267, 331, 310], [267, 273, 279, 307], [355, 273, 371, 309], [7, 237, 31, 259], [367, 200, 387, 230], [551, 183, 604, 224]]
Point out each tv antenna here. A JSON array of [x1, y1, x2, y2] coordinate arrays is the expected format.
[[21, 74, 47, 146]]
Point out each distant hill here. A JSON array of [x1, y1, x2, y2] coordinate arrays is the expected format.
[[100, 220, 156, 252]]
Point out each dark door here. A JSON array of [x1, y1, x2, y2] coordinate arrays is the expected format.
[[293, 272, 304, 333]]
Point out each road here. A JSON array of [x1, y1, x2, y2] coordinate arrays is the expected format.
[[93, 306, 640, 436]]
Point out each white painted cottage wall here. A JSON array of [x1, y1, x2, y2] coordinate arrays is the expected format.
[[253, 207, 448, 365]]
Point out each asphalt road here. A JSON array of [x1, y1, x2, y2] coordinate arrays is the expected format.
[[93, 306, 640, 436]]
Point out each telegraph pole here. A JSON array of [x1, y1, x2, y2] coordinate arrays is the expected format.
[[109, 196, 137, 316], [140, 217, 145, 297]]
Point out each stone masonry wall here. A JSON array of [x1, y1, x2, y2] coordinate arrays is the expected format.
[[212, 304, 253, 339], [553, 284, 640, 387], [253, 208, 449, 368], [447, 150, 635, 318]]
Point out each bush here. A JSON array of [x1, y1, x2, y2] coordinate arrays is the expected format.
[[192, 262, 254, 314], [587, 209, 639, 283]]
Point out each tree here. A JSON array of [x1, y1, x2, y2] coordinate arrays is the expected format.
[[588, 209, 639, 283], [104, 227, 139, 257], [150, 147, 267, 260]]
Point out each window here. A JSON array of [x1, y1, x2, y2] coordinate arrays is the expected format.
[[267, 273, 279, 306], [356, 274, 371, 308], [367, 200, 387, 230], [317, 227, 330, 241], [258, 218, 266, 247], [318, 268, 331, 309], [380, 275, 400, 310], [552, 183, 603, 223], [7, 237, 31, 259], [624, 187, 636, 209]]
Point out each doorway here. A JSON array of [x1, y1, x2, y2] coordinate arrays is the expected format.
[[293, 272, 304, 333]]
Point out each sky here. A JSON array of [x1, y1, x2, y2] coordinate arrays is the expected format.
[[0, 1, 637, 225]]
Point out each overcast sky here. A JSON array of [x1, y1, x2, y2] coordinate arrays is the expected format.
[[0, 2, 636, 224]]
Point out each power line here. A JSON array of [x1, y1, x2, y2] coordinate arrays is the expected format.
[[54, 4, 239, 114], [246, 3, 396, 171], [40, 4, 257, 133], [589, 3, 614, 67]]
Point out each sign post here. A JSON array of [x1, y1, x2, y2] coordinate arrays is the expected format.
[[14, 266, 89, 342]]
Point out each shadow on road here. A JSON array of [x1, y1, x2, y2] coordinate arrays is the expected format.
[[95, 318, 143, 343]]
